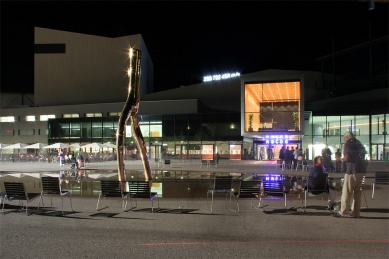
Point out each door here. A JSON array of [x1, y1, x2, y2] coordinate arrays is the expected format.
[[230, 144, 242, 160], [371, 144, 384, 161], [175, 145, 188, 159], [149, 145, 161, 160]]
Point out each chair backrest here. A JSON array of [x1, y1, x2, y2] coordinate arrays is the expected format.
[[375, 172, 389, 184], [100, 180, 124, 198], [4, 182, 27, 200], [239, 181, 261, 198], [263, 180, 284, 196], [307, 176, 328, 195], [128, 181, 151, 198], [213, 176, 233, 192], [41, 177, 61, 194]]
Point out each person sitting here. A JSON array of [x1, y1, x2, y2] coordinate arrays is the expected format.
[[308, 155, 335, 210]]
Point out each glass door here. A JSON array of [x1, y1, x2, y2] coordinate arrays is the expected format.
[[174, 145, 187, 159], [229, 144, 242, 160], [149, 145, 161, 160], [371, 144, 384, 161]]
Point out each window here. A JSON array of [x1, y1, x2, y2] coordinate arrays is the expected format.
[[244, 81, 301, 132], [0, 129, 14, 135], [0, 116, 15, 122], [19, 129, 35, 135], [40, 115, 55, 121], [25, 115, 36, 121], [86, 113, 102, 117], [63, 114, 79, 118], [39, 129, 48, 135], [108, 112, 121, 116]]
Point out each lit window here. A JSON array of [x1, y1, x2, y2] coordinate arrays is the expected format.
[[0, 129, 14, 135], [63, 114, 80, 118], [0, 116, 15, 122], [39, 129, 48, 135], [26, 115, 36, 121], [86, 113, 103, 117], [19, 129, 35, 136], [40, 115, 56, 121], [108, 112, 121, 116]]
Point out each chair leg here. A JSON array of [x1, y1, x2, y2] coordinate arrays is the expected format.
[[37, 192, 44, 213], [69, 193, 73, 212], [1, 195, 7, 214], [96, 193, 109, 211], [362, 189, 368, 209], [370, 183, 375, 199]]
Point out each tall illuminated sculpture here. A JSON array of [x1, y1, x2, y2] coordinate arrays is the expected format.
[[116, 48, 152, 184]]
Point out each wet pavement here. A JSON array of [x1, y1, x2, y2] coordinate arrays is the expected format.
[[1, 160, 388, 258]]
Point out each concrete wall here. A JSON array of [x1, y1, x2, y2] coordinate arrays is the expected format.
[[34, 27, 153, 106]]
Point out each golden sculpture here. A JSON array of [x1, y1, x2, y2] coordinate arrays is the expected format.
[[116, 48, 152, 184]]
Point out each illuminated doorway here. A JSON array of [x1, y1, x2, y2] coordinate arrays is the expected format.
[[230, 144, 242, 160], [201, 144, 214, 160]]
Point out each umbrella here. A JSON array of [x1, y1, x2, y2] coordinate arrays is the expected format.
[[81, 143, 104, 149], [1, 143, 28, 162], [43, 143, 70, 149], [24, 143, 47, 149], [0, 144, 8, 160], [1, 143, 28, 149], [70, 143, 81, 148], [0, 143, 9, 149], [102, 143, 116, 148]]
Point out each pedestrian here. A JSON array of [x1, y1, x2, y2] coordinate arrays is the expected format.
[[279, 146, 285, 164], [321, 144, 333, 171], [293, 146, 299, 169], [59, 149, 65, 166], [335, 148, 341, 173], [216, 152, 220, 164], [285, 146, 292, 169], [336, 132, 367, 218]]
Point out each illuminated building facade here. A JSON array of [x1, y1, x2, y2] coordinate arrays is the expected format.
[[0, 28, 387, 161]]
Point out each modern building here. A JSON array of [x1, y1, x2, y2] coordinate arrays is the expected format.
[[0, 28, 388, 162]]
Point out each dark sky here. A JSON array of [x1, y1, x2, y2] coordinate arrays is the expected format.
[[1, 1, 388, 94]]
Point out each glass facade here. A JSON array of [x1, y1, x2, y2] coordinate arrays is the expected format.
[[244, 81, 301, 133], [48, 112, 244, 160], [303, 113, 388, 161]]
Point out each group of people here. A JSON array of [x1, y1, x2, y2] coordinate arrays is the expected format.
[[58, 149, 84, 168], [279, 145, 306, 169], [308, 132, 367, 218]]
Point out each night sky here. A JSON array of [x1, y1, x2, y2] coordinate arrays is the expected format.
[[1, 1, 388, 94]]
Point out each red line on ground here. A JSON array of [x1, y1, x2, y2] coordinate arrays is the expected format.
[[138, 240, 389, 247]]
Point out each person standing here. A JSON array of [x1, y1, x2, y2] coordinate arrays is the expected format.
[[336, 132, 367, 218], [284, 146, 291, 169], [321, 144, 333, 171], [335, 149, 342, 173], [279, 146, 285, 165], [216, 152, 220, 164], [59, 149, 65, 166], [293, 146, 299, 169]]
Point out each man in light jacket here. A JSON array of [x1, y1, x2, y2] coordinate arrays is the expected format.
[[336, 132, 367, 218]]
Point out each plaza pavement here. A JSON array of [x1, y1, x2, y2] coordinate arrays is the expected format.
[[0, 159, 388, 259]]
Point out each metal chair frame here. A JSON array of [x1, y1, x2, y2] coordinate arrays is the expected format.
[[370, 172, 389, 200], [126, 181, 159, 213], [37, 177, 73, 215], [205, 176, 233, 213], [302, 176, 329, 212], [96, 180, 129, 211], [229, 180, 263, 213], [2, 182, 41, 215]]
